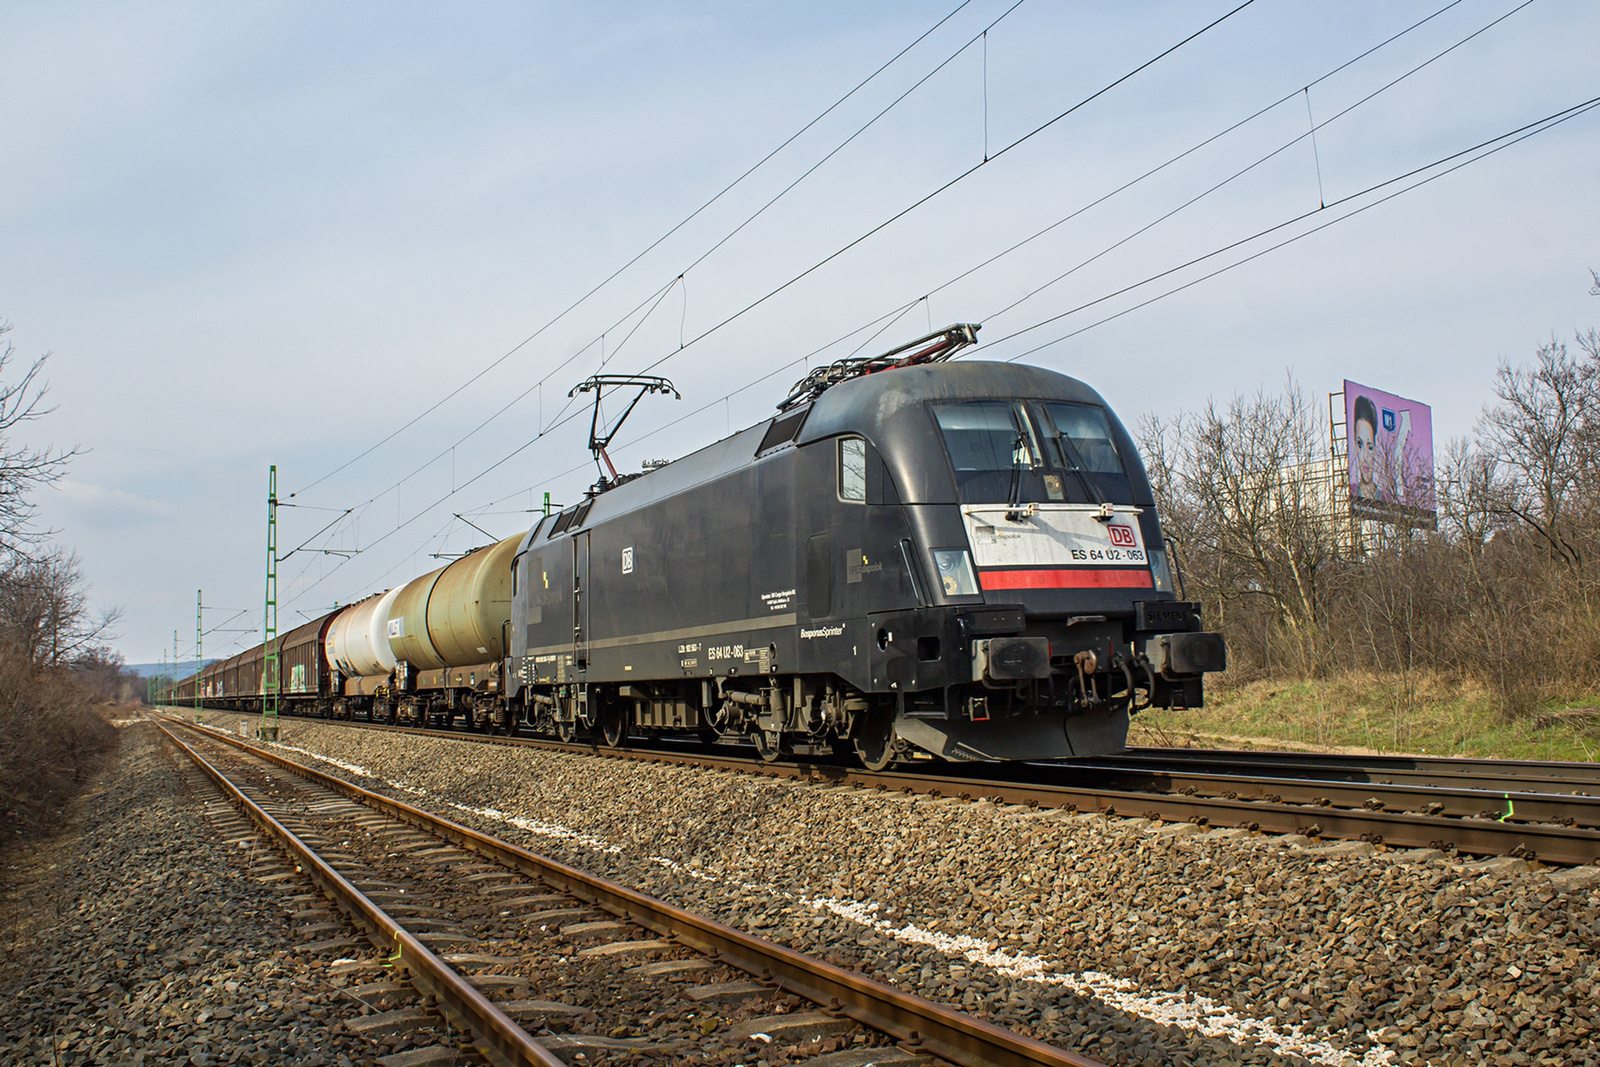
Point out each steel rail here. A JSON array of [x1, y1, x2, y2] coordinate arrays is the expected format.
[[169, 718, 1104, 1067], [970, 763, 1600, 828], [174, 708, 1600, 864], [156, 722, 567, 1067], [1115, 747, 1600, 791]]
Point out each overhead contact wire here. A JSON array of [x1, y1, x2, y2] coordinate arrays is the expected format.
[[920, 0, 1478, 317], [633, 0, 1260, 380], [294, 0, 980, 496], [989, 94, 1600, 358], [979, 0, 1535, 327]]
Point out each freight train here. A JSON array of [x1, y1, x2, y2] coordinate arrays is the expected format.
[[171, 327, 1225, 767]]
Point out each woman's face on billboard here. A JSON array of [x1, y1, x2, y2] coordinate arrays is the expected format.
[[1354, 416, 1377, 484]]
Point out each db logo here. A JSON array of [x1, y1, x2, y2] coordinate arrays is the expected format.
[[1108, 524, 1136, 547]]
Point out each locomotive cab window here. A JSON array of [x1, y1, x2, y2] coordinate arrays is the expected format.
[[838, 436, 867, 502], [1038, 402, 1134, 504]]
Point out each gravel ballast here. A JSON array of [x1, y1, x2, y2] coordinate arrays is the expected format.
[[0, 719, 409, 1067], [192, 712, 1599, 1066]]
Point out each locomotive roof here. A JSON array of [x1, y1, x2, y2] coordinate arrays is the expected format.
[[523, 360, 1132, 549], [794, 360, 1107, 444]]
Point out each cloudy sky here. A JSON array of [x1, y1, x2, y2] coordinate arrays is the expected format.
[[3, 0, 1596, 664]]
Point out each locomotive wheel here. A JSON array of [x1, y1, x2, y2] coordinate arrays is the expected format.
[[556, 719, 576, 743], [852, 709, 897, 772]]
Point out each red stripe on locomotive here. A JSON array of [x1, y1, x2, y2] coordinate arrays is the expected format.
[[978, 568, 1154, 590]]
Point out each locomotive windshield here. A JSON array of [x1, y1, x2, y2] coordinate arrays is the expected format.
[[932, 400, 1133, 505]]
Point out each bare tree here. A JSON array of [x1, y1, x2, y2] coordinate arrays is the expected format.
[[1435, 438, 1498, 558], [0, 320, 76, 559], [1141, 376, 1341, 672], [1477, 334, 1600, 575], [68, 646, 144, 703], [0, 548, 122, 666]]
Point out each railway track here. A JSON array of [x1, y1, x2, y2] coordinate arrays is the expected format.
[[174, 705, 1600, 867], [1110, 746, 1600, 795], [158, 715, 1104, 1067]]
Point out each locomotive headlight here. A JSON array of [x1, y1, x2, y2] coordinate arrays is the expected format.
[[1149, 549, 1174, 594], [932, 549, 980, 597]]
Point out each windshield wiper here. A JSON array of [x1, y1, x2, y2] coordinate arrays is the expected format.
[[1055, 433, 1109, 510], [1007, 434, 1026, 512]]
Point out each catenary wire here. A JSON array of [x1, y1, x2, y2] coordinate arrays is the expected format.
[[294, 0, 980, 496], [629, 0, 1259, 381], [979, 0, 1534, 326], [296, 0, 1032, 519], [986, 94, 1600, 359]]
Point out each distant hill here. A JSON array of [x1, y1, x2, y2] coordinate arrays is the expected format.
[[125, 660, 213, 679]]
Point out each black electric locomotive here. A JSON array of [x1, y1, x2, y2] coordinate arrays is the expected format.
[[507, 326, 1225, 767]]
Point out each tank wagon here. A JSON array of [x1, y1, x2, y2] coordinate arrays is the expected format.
[[171, 332, 1224, 767]]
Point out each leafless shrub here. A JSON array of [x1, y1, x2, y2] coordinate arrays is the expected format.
[[0, 648, 119, 846]]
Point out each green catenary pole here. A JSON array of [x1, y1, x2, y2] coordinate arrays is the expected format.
[[172, 630, 179, 705], [262, 465, 280, 740], [195, 590, 203, 713]]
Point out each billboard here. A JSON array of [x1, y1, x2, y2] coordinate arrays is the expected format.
[[1344, 380, 1436, 529]]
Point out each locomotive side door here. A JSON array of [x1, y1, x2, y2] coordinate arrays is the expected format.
[[573, 531, 591, 672]]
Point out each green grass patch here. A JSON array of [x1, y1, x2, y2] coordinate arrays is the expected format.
[[1131, 672, 1600, 762]]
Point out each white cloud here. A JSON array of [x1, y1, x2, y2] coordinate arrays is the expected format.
[[52, 479, 172, 523]]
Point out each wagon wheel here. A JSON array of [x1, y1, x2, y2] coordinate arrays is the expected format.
[[600, 703, 628, 748], [751, 729, 784, 763], [852, 705, 897, 772]]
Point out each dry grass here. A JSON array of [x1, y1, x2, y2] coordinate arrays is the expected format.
[[1133, 670, 1600, 762]]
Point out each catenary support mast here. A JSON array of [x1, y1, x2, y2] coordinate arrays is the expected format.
[[194, 590, 202, 712], [262, 465, 280, 740]]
